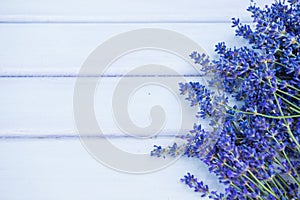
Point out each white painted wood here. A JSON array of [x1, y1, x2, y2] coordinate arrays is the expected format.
[[0, 77, 208, 137], [1, 1, 274, 199], [0, 139, 224, 200], [0, 23, 247, 76], [0, 76, 223, 200], [0, 0, 273, 23]]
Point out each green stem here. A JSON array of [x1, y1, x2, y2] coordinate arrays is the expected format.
[[252, 72, 300, 101], [287, 84, 300, 93], [243, 174, 269, 196], [245, 182, 264, 200], [270, 131, 300, 186], [275, 172, 289, 188], [261, 174, 275, 193], [244, 171, 279, 199], [268, 177, 285, 198], [276, 78, 300, 93], [273, 146, 300, 187], [274, 61, 285, 67], [223, 104, 300, 119], [266, 75, 300, 153], [281, 150, 300, 186], [289, 106, 300, 114], [273, 175, 287, 197], [289, 173, 300, 187], [273, 92, 300, 152], [272, 138, 300, 180], [276, 93, 300, 113], [277, 89, 300, 101]]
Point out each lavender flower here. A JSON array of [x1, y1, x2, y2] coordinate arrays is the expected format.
[[152, 0, 300, 199]]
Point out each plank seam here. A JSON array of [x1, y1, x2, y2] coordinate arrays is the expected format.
[[0, 74, 211, 78], [0, 15, 252, 24], [0, 134, 181, 140]]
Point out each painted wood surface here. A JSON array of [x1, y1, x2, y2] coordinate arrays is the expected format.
[[1, 1, 273, 199], [0, 0, 272, 23]]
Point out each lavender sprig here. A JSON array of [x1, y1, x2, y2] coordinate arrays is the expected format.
[[152, 0, 300, 199]]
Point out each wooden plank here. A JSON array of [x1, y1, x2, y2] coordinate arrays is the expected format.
[[0, 139, 224, 200], [0, 23, 248, 75], [0, 0, 273, 23], [0, 77, 208, 137]]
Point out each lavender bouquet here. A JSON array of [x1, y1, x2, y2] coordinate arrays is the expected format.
[[152, 0, 300, 199]]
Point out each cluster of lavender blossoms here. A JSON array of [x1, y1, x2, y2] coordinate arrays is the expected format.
[[152, 1, 300, 199]]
